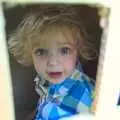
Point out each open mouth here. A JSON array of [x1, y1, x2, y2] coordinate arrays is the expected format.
[[47, 72, 62, 79]]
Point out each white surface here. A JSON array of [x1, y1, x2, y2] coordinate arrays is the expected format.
[[0, 0, 111, 7], [0, 4, 15, 120], [0, 0, 120, 120]]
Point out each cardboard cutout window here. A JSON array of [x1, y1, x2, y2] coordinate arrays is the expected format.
[[2, 2, 120, 120]]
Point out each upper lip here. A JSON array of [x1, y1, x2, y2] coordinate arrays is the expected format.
[[47, 71, 62, 74]]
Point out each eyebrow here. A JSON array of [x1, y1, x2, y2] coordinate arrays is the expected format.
[[57, 42, 75, 47], [57, 41, 72, 45]]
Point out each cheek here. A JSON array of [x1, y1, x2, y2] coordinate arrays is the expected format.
[[62, 55, 77, 73], [32, 56, 46, 73]]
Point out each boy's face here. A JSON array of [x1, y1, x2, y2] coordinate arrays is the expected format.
[[32, 33, 77, 84]]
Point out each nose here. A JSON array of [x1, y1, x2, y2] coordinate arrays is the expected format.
[[47, 52, 59, 66]]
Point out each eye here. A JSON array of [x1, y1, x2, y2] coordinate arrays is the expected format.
[[59, 47, 71, 55], [34, 48, 48, 56]]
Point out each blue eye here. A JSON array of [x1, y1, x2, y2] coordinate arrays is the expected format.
[[35, 49, 48, 56], [60, 47, 71, 55]]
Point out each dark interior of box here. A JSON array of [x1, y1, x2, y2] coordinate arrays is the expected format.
[[3, 3, 104, 120]]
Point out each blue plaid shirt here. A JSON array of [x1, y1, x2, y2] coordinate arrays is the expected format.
[[35, 68, 94, 120]]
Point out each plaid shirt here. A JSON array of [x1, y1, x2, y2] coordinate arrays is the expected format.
[[34, 68, 94, 120]]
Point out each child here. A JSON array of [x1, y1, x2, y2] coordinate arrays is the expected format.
[[8, 7, 96, 120]]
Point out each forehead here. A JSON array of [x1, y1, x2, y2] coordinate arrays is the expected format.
[[29, 24, 78, 49]]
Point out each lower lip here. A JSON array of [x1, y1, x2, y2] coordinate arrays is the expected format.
[[48, 72, 62, 79]]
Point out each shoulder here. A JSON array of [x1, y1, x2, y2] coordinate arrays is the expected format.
[[59, 72, 94, 113], [69, 73, 94, 112], [71, 72, 94, 94], [34, 75, 49, 98], [79, 72, 95, 93], [68, 72, 94, 105]]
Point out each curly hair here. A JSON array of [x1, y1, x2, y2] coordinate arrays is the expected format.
[[8, 7, 98, 66]]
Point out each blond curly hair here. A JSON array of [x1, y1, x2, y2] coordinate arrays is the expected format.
[[8, 7, 97, 66]]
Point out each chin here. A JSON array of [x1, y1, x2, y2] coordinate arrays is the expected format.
[[49, 78, 64, 84]]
